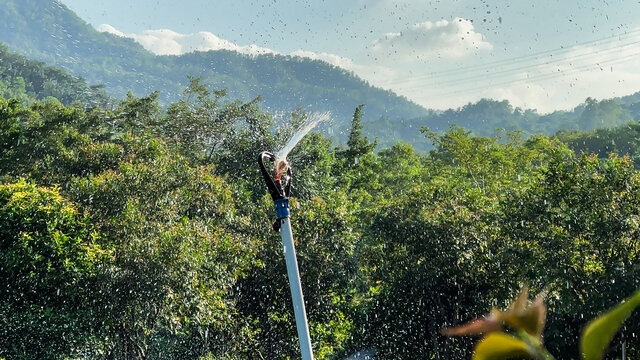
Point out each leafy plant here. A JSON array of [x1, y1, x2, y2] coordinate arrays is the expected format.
[[444, 286, 640, 360]]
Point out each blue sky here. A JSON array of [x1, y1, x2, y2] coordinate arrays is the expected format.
[[59, 0, 640, 113]]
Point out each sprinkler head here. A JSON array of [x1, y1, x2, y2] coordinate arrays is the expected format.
[[258, 151, 292, 202], [274, 158, 289, 178]]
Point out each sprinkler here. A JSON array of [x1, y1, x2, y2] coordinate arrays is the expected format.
[[258, 151, 314, 360]]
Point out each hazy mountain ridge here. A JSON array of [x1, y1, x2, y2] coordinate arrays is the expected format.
[[370, 95, 640, 151], [4, 0, 640, 152], [0, 0, 428, 134], [0, 43, 112, 106]]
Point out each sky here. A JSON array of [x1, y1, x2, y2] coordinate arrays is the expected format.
[[58, 0, 640, 113]]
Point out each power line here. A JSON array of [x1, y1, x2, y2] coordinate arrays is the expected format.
[[431, 54, 638, 98], [380, 28, 640, 85], [415, 39, 640, 89], [378, 28, 640, 86], [416, 51, 640, 98]]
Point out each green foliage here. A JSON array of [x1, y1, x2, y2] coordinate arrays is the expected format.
[[375, 141, 425, 196], [115, 91, 161, 134], [352, 128, 640, 359], [0, 96, 123, 184], [0, 43, 111, 106], [0, 180, 107, 359], [162, 76, 229, 160], [557, 122, 640, 168], [423, 126, 566, 194], [335, 105, 380, 197], [345, 105, 377, 160], [397, 98, 581, 148], [69, 139, 255, 359], [284, 131, 336, 201], [4, 65, 640, 359], [496, 153, 640, 357], [579, 97, 632, 130], [378, 94, 640, 152]]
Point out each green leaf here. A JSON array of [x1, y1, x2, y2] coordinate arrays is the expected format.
[[581, 289, 640, 360], [473, 332, 533, 360]]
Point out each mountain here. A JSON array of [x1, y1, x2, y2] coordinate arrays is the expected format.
[[369, 95, 640, 151], [4, 0, 640, 152], [0, 44, 112, 106], [0, 0, 429, 136]]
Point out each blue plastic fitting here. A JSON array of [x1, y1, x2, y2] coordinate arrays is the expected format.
[[275, 198, 290, 219]]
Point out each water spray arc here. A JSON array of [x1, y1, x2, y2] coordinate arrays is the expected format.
[[258, 151, 314, 360], [276, 111, 331, 161]]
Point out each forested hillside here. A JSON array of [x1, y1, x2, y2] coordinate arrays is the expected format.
[[0, 0, 428, 137], [376, 96, 640, 151], [557, 121, 640, 167], [5, 0, 640, 151], [0, 44, 111, 106], [2, 73, 640, 358]]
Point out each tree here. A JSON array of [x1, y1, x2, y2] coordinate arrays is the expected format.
[[335, 105, 380, 196], [422, 126, 568, 195], [162, 76, 230, 161], [115, 91, 161, 135], [344, 104, 377, 162], [68, 139, 256, 359], [496, 153, 640, 357], [353, 128, 573, 359], [0, 180, 108, 359], [556, 123, 640, 169], [579, 97, 632, 131]]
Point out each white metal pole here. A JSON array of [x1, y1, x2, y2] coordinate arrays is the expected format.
[[260, 152, 314, 360], [279, 216, 314, 360]]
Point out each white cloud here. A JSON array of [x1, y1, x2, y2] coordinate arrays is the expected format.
[[97, 24, 126, 37], [98, 24, 276, 56], [497, 44, 640, 112], [290, 50, 357, 71], [369, 18, 492, 63], [289, 50, 396, 81]]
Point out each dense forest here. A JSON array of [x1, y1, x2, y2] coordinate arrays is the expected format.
[[2, 61, 640, 359]]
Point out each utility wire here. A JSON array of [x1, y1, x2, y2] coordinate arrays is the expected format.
[[413, 39, 640, 89], [378, 28, 640, 86], [416, 51, 640, 98]]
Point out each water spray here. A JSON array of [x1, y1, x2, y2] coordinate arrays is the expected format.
[[277, 111, 331, 160], [258, 151, 314, 360]]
